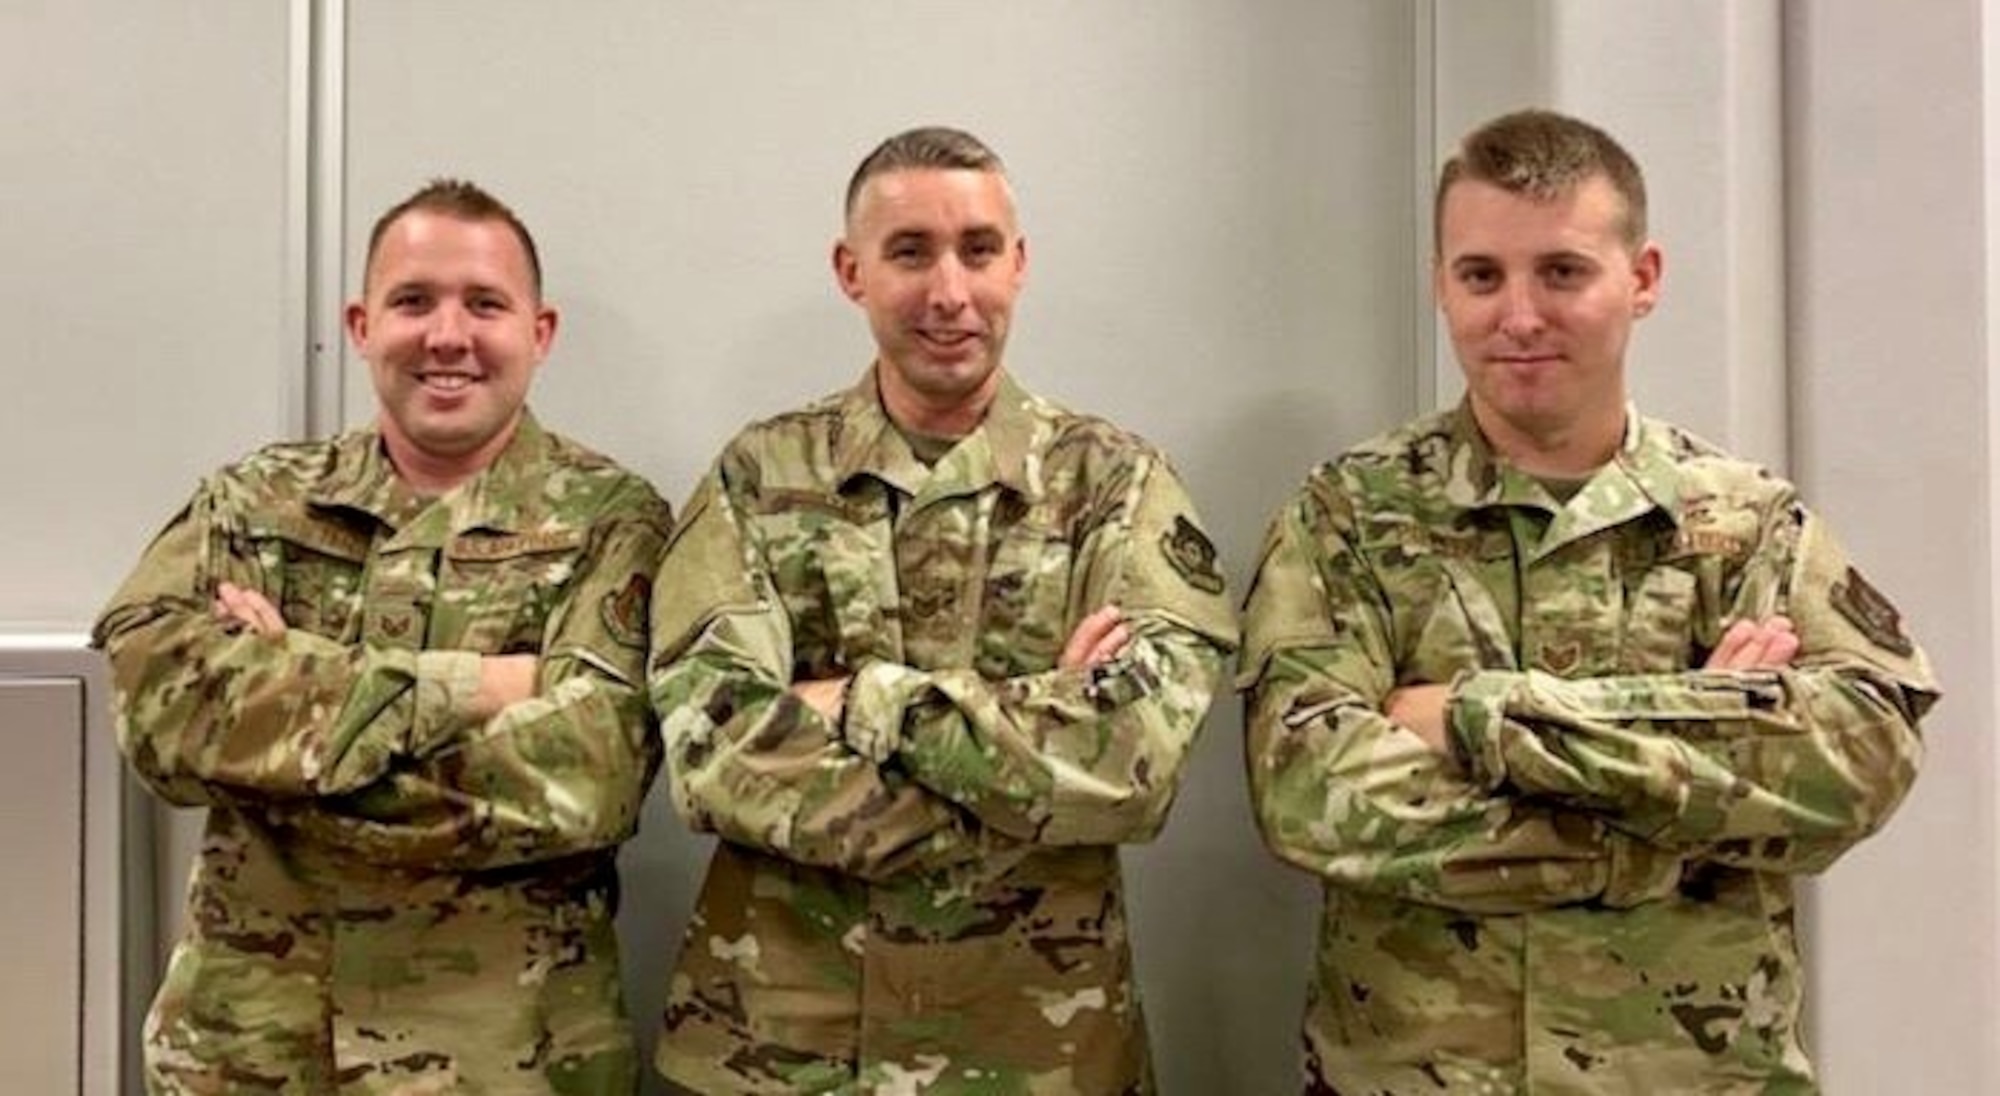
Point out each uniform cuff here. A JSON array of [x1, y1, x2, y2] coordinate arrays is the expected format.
[[410, 649, 485, 757], [841, 661, 925, 763], [1447, 670, 1515, 791], [1602, 831, 1684, 908]]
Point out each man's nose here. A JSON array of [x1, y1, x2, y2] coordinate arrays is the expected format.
[[926, 255, 969, 312], [1497, 282, 1546, 339], [425, 302, 471, 353]]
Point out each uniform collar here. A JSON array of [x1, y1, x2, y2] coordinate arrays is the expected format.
[[1446, 400, 1690, 537], [307, 410, 555, 535], [830, 366, 1041, 502]]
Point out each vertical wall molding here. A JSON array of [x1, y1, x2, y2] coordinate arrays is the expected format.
[[284, 0, 348, 441], [1411, 1, 1438, 413]]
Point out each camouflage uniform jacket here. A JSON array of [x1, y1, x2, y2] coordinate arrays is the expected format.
[[650, 370, 1238, 1095], [93, 412, 672, 1095], [1240, 405, 1935, 1094]]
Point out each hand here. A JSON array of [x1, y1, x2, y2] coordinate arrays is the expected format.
[[1060, 605, 1131, 671], [213, 581, 286, 638], [1384, 683, 1454, 756], [791, 677, 850, 720], [1705, 615, 1799, 671], [472, 654, 539, 719]]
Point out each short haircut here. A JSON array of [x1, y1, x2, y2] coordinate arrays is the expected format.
[[362, 178, 544, 298], [843, 126, 1007, 222], [1435, 109, 1648, 254]]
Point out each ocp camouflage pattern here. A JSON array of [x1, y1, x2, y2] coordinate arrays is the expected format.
[[649, 370, 1238, 1094], [1240, 404, 1935, 1093], [94, 413, 672, 1094]]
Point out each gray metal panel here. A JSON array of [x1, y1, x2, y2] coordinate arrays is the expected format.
[[0, 676, 83, 1094], [0, 643, 150, 1096]]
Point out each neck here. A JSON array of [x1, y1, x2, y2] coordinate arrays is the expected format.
[[378, 419, 518, 496], [1472, 402, 1623, 479], [876, 365, 998, 439]]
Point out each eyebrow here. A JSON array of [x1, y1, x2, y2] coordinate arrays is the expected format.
[[378, 278, 517, 300], [1448, 247, 1597, 266], [880, 223, 1007, 242]]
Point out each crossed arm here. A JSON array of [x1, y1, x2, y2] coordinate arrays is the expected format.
[[1242, 480, 1930, 914], [652, 458, 1234, 882], [788, 603, 1133, 717], [213, 581, 541, 724], [99, 479, 670, 871], [1386, 616, 1801, 753]]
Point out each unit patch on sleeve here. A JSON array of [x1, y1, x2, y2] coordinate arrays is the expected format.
[[1831, 565, 1914, 656], [1161, 515, 1225, 595], [600, 573, 652, 650]]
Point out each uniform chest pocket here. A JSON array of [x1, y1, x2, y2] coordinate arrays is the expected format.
[[441, 532, 586, 655], [978, 506, 1076, 677], [753, 497, 889, 676], [1360, 526, 1507, 681], [1620, 563, 1698, 673], [242, 519, 369, 641]]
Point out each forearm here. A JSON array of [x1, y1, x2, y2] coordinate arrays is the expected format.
[[1245, 652, 1678, 913], [657, 645, 983, 881], [854, 620, 1228, 845], [1450, 663, 1925, 866], [99, 602, 481, 806], [278, 662, 660, 869]]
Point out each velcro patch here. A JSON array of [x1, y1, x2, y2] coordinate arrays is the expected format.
[[600, 573, 651, 650], [1160, 515, 1225, 595], [1831, 566, 1913, 656]]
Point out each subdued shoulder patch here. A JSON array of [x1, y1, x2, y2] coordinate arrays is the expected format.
[[600, 573, 651, 649], [1832, 566, 1913, 656], [1161, 514, 1225, 595]]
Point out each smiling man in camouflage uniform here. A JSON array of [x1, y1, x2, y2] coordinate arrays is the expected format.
[[1241, 110, 1937, 1092], [94, 180, 672, 1094], [648, 126, 1237, 1094]]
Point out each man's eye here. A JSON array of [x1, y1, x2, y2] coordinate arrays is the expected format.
[[389, 293, 428, 310], [1458, 268, 1499, 292], [1544, 262, 1587, 287]]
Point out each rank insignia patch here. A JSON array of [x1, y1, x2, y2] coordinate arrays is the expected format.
[[1161, 515, 1225, 595], [1832, 565, 1913, 656], [601, 573, 651, 650]]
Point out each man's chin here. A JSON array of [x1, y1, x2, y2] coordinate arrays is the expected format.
[[888, 352, 991, 389], [917, 348, 985, 373], [406, 418, 513, 459]]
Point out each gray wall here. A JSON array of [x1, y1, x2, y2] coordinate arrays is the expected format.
[[1, 0, 293, 631], [6, 2, 1996, 1093]]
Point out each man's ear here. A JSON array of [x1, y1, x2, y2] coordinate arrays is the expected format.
[[532, 303, 559, 361], [1632, 241, 1664, 317], [832, 238, 863, 303], [343, 300, 369, 350]]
